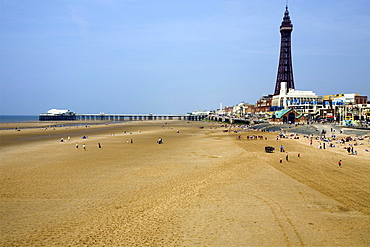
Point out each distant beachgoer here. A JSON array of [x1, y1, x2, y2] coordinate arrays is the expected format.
[[176, 130, 179, 133], [280, 158, 283, 163], [76, 143, 78, 149], [323, 142, 326, 149], [130, 139, 133, 144], [298, 153, 300, 157], [285, 153, 289, 162], [280, 145, 284, 152], [68, 136, 71, 141], [310, 140, 313, 146], [338, 160, 342, 167], [98, 142, 101, 148], [158, 138, 163, 144], [83, 144, 86, 151]]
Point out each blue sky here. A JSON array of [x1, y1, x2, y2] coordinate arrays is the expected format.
[[1, 0, 369, 115]]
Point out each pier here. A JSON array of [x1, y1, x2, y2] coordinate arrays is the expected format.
[[75, 113, 206, 122], [38, 109, 208, 121]]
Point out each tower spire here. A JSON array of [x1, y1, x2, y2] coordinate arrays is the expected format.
[[274, 5, 295, 95]]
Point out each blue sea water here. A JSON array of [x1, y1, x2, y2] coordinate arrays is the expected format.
[[0, 115, 39, 123]]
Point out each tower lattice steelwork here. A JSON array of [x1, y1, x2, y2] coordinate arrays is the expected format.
[[274, 6, 294, 95]]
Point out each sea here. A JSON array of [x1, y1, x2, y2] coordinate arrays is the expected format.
[[0, 115, 39, 123]]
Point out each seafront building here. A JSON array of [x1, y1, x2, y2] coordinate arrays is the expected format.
[[321, 94, 370, 122], [270, 109, 307, 124], [211, 5, 370, 124], [217, 92, 369, 123], [271, 82, 322, 114]]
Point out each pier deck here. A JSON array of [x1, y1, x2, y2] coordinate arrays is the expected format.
[[75, 114, 206, 121]]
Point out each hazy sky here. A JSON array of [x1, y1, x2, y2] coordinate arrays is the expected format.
[[1, 0, 369, 115]]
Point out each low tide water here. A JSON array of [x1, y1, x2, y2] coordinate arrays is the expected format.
[[0, 115, 39, 123]]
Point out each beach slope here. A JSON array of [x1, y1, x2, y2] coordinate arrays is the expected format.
[[1, 121, 369, 246]]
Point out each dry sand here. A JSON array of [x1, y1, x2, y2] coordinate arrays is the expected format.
[[1, 120, 369, 246]]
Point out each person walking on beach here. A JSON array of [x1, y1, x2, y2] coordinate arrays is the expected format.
[[338, 160, 342, 168], [280, 145, 284, 152], [83, 144, 86, 151], [98, 142, 101, 149], [285, 153, 289, 162], [75, 143, 78, 149]]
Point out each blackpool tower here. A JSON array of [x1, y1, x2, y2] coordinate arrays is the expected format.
[[274, 5, 295, 95]]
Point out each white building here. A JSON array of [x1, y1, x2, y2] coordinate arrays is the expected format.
[[271, 82, 322, 114], [190, 110, 211, 116], [45, 109, 75, 115]]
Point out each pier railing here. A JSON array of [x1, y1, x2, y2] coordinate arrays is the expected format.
[[75, 114, 206, 121]]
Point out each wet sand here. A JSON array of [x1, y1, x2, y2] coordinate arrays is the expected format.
[[1, 121, 369, 246]]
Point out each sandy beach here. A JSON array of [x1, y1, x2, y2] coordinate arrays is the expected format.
[[1, 120, 369, 246]]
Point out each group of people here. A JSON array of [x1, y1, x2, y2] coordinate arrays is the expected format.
[[75, 143, 87, 150], [274, 132, 349, 168], [279, 153, 291, 163], [303, 130, 368, 158], [346, 146, 357, 155], [73, 136, 165, 151]]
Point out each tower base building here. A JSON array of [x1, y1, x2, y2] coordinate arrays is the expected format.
[[271, 82, 322, 115]]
